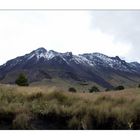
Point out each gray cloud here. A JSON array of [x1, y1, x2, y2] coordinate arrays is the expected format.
[[90, 11, 140, 62]]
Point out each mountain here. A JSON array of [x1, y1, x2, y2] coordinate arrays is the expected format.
[[0, 47, 140, 88]]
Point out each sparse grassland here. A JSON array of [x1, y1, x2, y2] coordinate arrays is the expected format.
[[31, 78, 104, 93], [0, 84, 140, 130]]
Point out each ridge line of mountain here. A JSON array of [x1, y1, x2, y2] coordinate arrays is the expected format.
[[0, 47, 140, 89], [1, 47, 139, 66]]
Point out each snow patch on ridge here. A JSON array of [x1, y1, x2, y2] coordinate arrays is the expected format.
[[2, 47, 140, 74]]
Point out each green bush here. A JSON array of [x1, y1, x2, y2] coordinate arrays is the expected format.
[[15, 73, 29, 86], [89, 86, 100, 93], [138, 84, 140, 88], [115, 85, 124, 91], [68, 87, 77, 93]]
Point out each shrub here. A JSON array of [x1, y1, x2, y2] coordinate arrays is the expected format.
[[115, 85, 124, 91], [89, 86, 100, 93], [105, 88, 112, 92], [68, 87, 77, 93], [138, 84, 140, 88], [15, 73, 29, 86]]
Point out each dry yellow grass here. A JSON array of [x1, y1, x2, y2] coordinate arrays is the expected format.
[[0, 84, 140, 130]]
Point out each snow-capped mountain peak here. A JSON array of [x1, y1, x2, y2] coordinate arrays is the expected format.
[[1, 47, 140, 75], [27, 47, 47, 60], [79, 52, 135, 72], [28, 48, 73, 61], [34, 47, 47, 53], [46, 50, 59, 60], [1, 47, 140, 89]]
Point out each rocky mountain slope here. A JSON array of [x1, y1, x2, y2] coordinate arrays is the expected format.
[[0, 47, 140, 88]]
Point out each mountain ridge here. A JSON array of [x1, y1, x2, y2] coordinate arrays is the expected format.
[[0, 47, 140, 88]]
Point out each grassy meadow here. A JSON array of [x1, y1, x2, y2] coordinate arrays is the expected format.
[[0, 84, 140, 130]]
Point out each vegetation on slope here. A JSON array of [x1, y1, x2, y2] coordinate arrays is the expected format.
[[15, 73, 29, 86], [0, 84, 140, 130]]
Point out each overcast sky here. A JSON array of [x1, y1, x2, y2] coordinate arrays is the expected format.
[[0, 10, 140, 64]]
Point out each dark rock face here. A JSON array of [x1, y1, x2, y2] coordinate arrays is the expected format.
[[0, 47, 140, 88]]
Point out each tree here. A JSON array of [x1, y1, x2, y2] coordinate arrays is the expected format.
[[89, 86, 100, 93], [115, 85, 124, 91], [68, 87, 77, 93], [15, 73, 29, 86]]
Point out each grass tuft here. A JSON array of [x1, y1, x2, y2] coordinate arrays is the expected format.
[[0, 85, 140, 129]]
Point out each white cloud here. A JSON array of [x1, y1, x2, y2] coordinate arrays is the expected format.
[[0, 11, 134, 64]]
